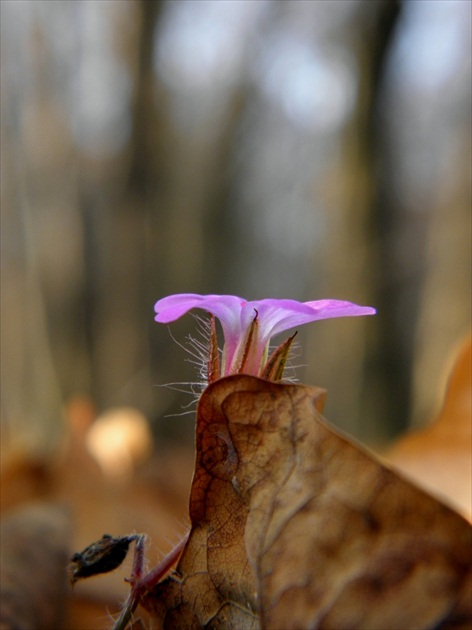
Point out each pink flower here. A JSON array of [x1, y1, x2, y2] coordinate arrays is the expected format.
[[154, 293, 375, 383]]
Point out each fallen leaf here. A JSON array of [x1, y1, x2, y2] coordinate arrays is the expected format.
[[386, 332, 472, 519], [142, 375, 472, 629]]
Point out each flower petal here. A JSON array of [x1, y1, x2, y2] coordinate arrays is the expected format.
[[240, 298, 375, 342], [154, 293, 376, 380], [270, 299, 376, 336], [154, 293, 244, 325], [154, 294, 247, 371], [303, 299, 376, 318], [154, 294, 211, 323], [241, 299, 321, 341]]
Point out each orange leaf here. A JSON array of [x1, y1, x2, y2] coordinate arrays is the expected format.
[[387, 333, 472, 520]]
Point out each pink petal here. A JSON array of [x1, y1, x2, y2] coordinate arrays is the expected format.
[[303, 299, 377, 320], [154, 293, 247, 370], [154, 294, 211, 323], [154, 293, 376, 378], [243, 299, 375, 341]]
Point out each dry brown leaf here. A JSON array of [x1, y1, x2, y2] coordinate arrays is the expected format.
[[142, 375, 472, 629]]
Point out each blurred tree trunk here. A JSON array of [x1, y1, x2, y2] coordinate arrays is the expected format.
[[411, 134, 472, 426], [306, 0, 403, 443], [367, 0, 422, 441], [85, 0, 165, 416], [1, 11, 81, 456]]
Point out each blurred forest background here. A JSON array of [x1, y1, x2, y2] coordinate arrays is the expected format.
[[1, 0, 471, 459]]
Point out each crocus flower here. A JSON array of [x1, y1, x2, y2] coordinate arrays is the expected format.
[[154, 293, 375, 384]]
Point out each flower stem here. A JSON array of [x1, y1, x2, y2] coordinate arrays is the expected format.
[[112, 530, 190, 630]]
